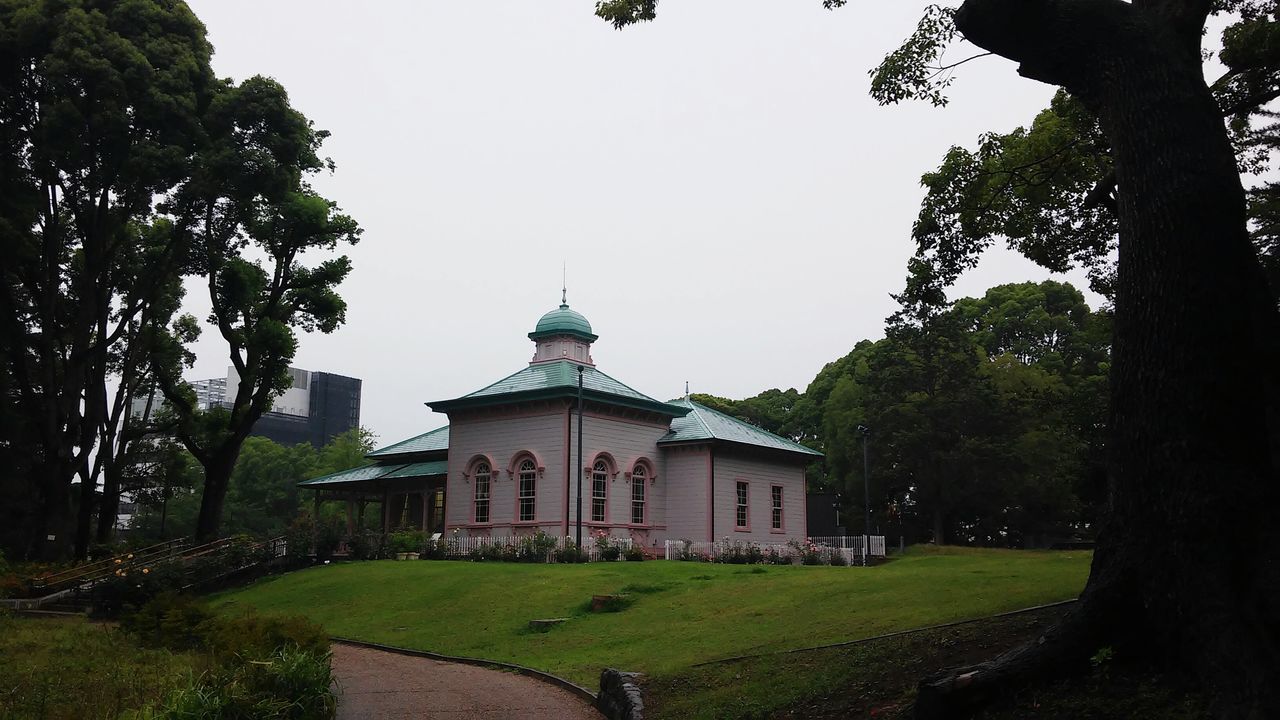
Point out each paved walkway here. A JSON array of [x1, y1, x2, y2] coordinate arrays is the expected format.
[[331, 643, 602, 719]]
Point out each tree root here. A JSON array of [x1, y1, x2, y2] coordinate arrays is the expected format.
[[913, 603, 1105, 719]]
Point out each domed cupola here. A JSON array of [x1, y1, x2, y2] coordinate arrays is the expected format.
[[529, 290, 597, 365]]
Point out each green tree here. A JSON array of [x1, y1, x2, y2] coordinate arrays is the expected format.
[[0, 0, 214, 559], [598, 1, 1280, 715], [150, 76, 362, 543]]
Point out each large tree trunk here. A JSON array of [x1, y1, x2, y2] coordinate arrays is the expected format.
[[95, 462, 122, 545], [194, 451, 237, 543], [916, 1, 1280, 716]]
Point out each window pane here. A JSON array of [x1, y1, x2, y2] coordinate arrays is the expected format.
[[518, 460, 537, 522], [592, 466, 607, 522], [736, 481, 748, 527], [631, 471, 645, 524]]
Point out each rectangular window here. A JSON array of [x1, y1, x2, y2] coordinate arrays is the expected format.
[[735, 481, 749, 528], [592, 472, 607, 522], [519, 474, 536, 522], [631, 476, 645, 525], [771, 486, 784, 531], [474, 476, 490, 524]]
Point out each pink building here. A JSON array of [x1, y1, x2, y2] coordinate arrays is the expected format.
[[300, 297, 821, 549]]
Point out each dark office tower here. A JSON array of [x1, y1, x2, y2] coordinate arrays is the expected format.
[[307, 371, 362, 447]]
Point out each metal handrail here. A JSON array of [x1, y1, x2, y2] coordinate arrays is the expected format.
[[30, 538, 190, 591]]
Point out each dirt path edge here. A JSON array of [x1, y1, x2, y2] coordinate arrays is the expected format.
[[330, 636, 599, 705]]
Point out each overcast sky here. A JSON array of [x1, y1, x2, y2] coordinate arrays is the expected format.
[[180, 1, 1098, 447]]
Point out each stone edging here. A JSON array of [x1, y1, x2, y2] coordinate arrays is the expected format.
[[597, 669, 645, 720], [330, 636, 599, 707]]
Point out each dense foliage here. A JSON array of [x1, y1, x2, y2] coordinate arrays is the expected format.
[[701, 280, 1109, 547], [128, 428, 375, 542], [0, 0, 360, 561]]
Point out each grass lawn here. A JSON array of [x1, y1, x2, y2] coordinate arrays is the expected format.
[[0, 614, 197, 720], [211, 546, 1090, 690]]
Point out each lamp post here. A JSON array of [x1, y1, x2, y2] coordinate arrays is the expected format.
[[575, 365, 585, 554], [857, 424, 871, 566]]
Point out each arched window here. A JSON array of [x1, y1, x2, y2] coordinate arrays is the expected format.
[[591, 459, 608, 522], [630, 465, 646, 525], [473, 461, 491, 523], [518, 458, 537, 522]]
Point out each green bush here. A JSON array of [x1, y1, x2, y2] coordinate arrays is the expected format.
[[315, 517, 346, 561], [139, 646, 335, 720], [202, 612, 329, 662], [830, 550, 849, 566], [347, 531, 383, 560], [389, 530, 425, 554], [287, 515, 316, 561], [122, 592, 214, 651], [553, 541, 586, 563], [624, 545, 645, 562]]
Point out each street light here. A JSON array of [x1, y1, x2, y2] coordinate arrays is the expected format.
[[576, 365, 585, 555], [857, 424, 871, 566]]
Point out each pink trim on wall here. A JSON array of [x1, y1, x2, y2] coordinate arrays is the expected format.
[[581, 411, 671, 429], [734, 480, 751, 532], [451, 405, 567, 424], [627, 463, 650, 526], [588, 452, 615, 524], [468, 457, 495, 525], [511, 453, 539, 523], [506, 450, 545, 478], [770, 484, 786, 534]]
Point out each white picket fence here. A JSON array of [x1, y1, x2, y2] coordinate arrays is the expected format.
[[443, 534, 633, 562], [810, 535, 887, 557], [663, 536, 886, 564]]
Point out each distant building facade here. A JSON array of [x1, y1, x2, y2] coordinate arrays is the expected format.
[[132, 366, 362, 448]]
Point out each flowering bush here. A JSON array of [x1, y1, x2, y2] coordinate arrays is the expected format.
[[593, 530, 621, 561]]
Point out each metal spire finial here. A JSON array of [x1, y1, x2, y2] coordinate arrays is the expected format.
[[685, 380, 690, 400], [562, 263, 568, 306]]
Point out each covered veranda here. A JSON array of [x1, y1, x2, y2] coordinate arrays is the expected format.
[[298, 461, 448, 536]]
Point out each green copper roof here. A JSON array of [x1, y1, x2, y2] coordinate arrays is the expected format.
[[381, 461, 449, 479], [367, 425, 449, 458], [429, 360, 688, 417], [528, 303, 597, 342], [659, 398, 823, 458], [298, 463, 402, 488]]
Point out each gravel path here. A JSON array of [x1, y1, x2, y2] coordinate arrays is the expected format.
[[331, 643, 602, 719]]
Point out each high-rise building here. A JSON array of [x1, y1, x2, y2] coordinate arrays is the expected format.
[[131, 366, 361, 448]]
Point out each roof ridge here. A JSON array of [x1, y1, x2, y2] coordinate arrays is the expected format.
[[685, 399, 821, 455], [463, 365, 546, 398], [586, 365, 664, 404]]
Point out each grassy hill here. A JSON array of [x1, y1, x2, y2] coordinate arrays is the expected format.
[[211, 546, 1090, 691]]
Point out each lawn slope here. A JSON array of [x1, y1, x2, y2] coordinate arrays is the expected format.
[[212, 546, 1089, 687]]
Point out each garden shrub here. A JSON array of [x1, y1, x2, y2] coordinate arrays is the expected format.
[[389, 530, 426, 555], [624, 545, 645, 562], [139, 646, 335, 720], [123, 592, 214, 651], [830, 550, 849, 566], [315, 516, 346, 561], [553, 541, 587, 563], [347, 531, 377, 560], [286, 515, 316, 561], [202, 612, 329, 662]]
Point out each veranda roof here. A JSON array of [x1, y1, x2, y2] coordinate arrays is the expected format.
[[367, 425, 450, 458], [297, 460, 448, 489]]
